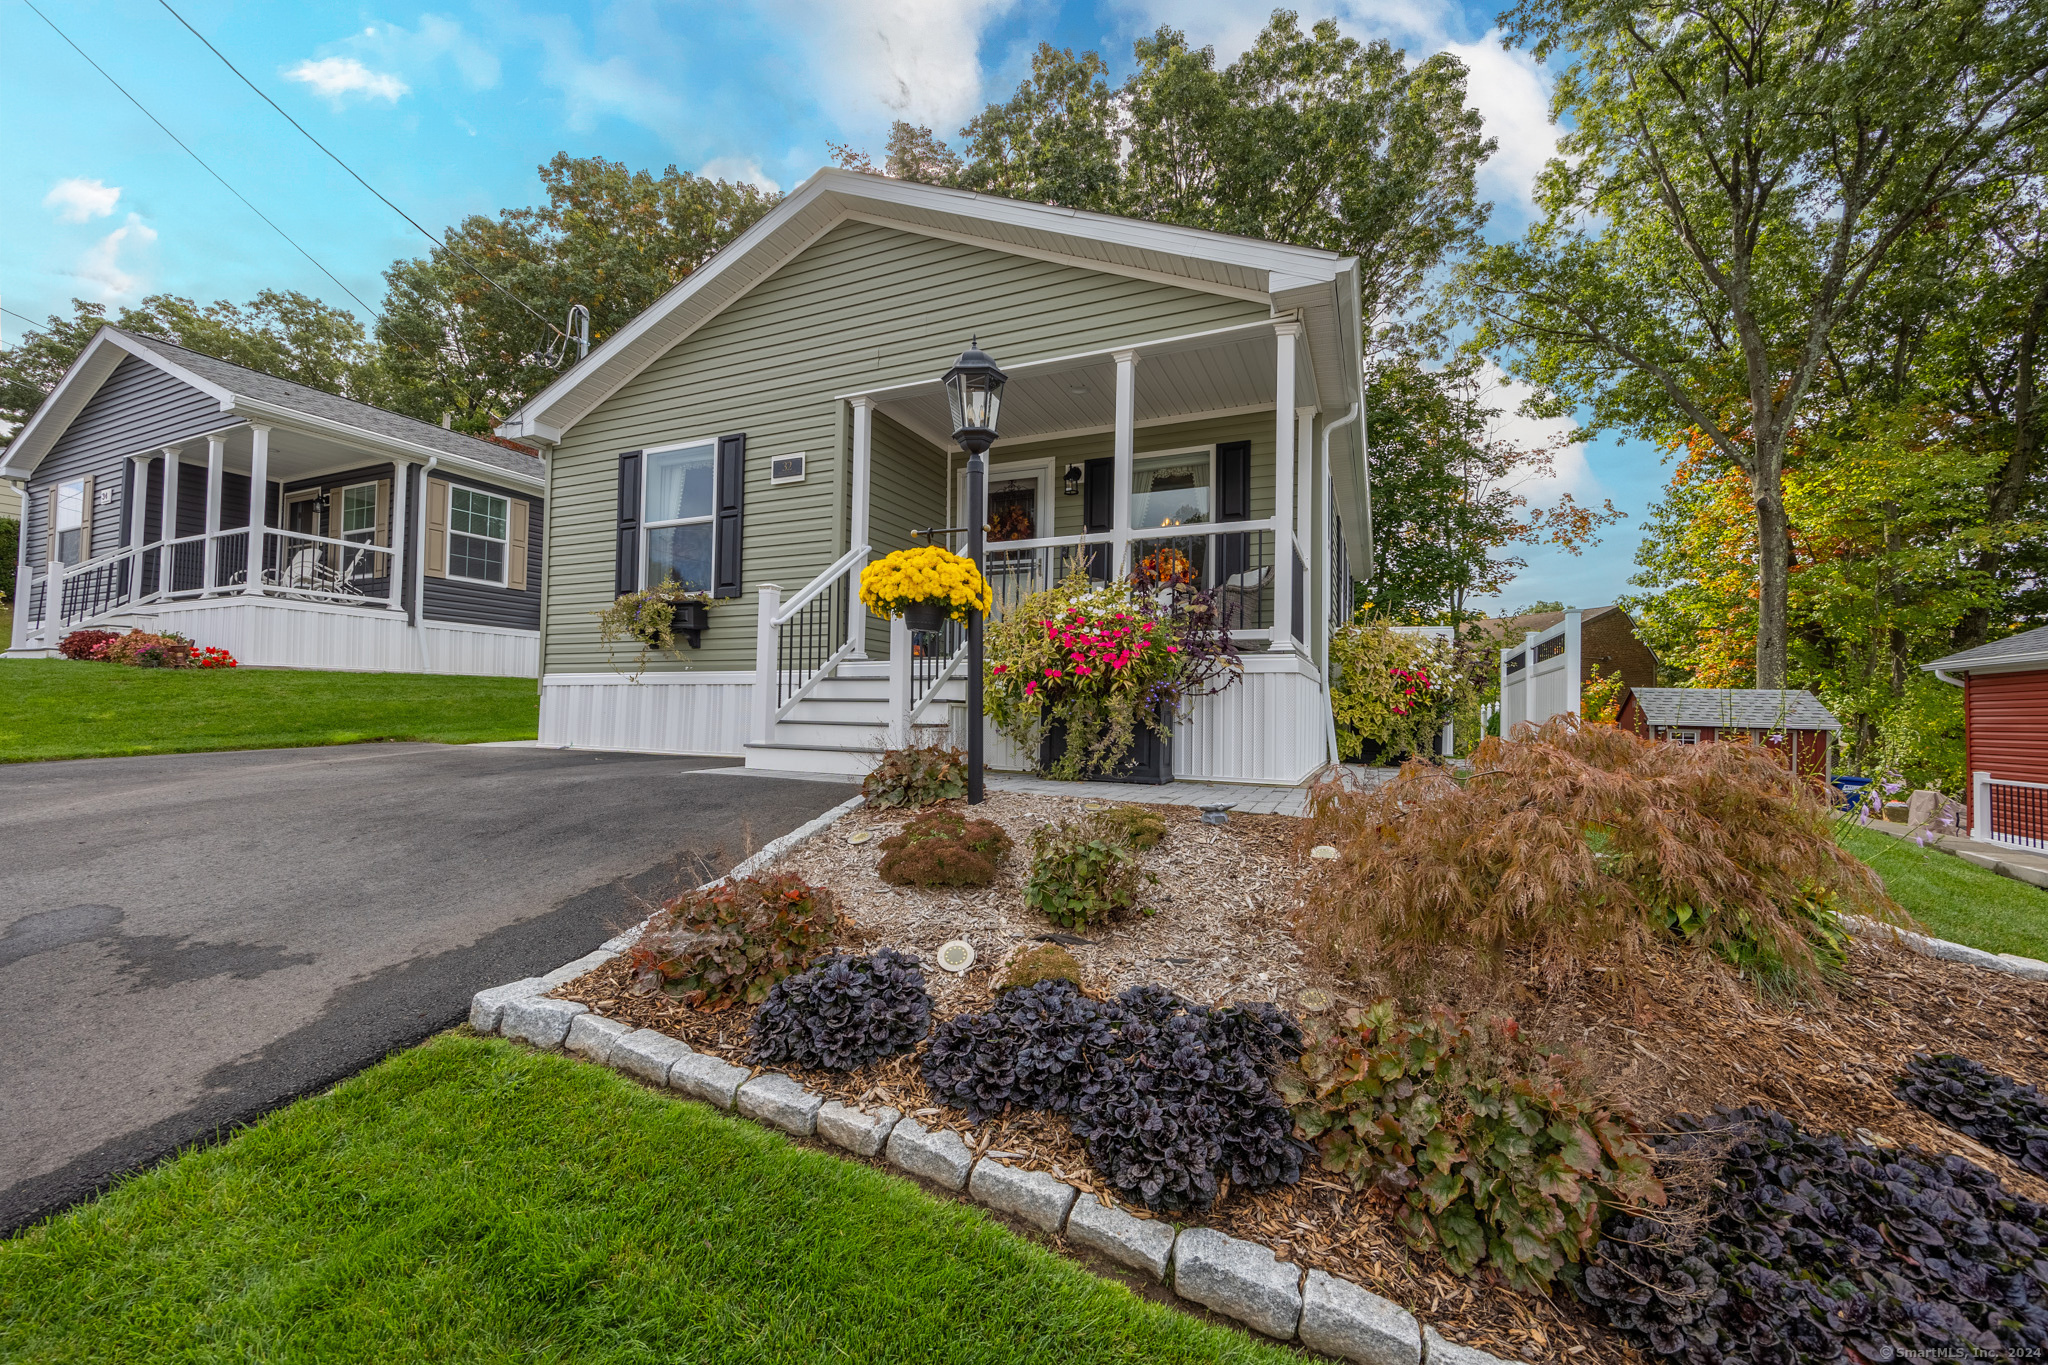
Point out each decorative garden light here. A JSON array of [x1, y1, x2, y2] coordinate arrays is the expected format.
[[943, 339, 1007, 805]]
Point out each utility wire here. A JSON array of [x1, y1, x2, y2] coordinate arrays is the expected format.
[[154, 0, 559, 334], [2, 305, 48, 329], [19, 0, 386, 324]]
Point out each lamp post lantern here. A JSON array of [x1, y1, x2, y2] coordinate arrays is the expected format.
[[942, 339, 1007, 805]]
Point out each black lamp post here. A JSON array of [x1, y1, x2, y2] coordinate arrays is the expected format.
[[942, 338, 1007, 805]]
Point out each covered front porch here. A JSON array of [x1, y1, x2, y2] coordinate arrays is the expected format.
[[740, 315, 1364, 782]]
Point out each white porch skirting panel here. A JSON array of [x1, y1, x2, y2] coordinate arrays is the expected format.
[[112, 597, 538, 677], [957, 650, 1328, 786], [540, 671, 756, 756]]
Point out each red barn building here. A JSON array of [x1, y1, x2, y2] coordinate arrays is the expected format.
[[1924, 625, 2048, 851], [1615, 687, 1839, 777]]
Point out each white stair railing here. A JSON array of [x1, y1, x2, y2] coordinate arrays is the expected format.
[[754, 545, 869, 743]]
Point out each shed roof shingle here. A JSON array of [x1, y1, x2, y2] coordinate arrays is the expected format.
[[1626, 688, 1841, 731], [1923, 623, 2048, 672]]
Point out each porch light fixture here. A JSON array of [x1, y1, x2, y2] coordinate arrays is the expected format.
[[1063, 463, 1083, 496], [944, 339, 1007, 805]]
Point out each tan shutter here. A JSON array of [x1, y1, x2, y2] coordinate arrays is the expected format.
[[424, 478, 448, 579], [375, 479, 392, 547], [46, 489, 58, 564], [78, 476, 94, 561], [507, 498, 529, 590]]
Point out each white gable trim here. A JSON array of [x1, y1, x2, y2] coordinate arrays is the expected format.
[[499, 167, 1353, 445], [0, 329, 234, 479]]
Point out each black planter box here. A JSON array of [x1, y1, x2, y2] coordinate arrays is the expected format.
[[674, 599, 709, 649], [1039, 707, 1173, 785]]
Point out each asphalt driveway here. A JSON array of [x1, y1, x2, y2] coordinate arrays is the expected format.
[[0, 743, 851, 1234]]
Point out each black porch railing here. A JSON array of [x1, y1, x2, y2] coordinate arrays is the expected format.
[[1987, 781, 2048, 851], [776, 577, 846, 711]]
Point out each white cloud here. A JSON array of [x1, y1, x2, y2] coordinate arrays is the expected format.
[[284, 56, 411, 103], [501, 10, 687, 134], [761, 0, 1019, 130], [44, 178, 121, 224], [1440, 31, 1558, 210], [1475, 362, 1597, 501], [73, 214, 157, 301], [699, 157, 781, 193], [359, 15, 500, 90]]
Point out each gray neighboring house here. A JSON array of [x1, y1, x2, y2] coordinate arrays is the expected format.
[[3, 327, 544, 676], [498, 167, 1371, 782]]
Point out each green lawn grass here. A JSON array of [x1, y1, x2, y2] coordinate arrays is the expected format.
[[0, 658, 538, 762], [0, 1034, 1287, 1365], [1842, 825, 2048, 962]]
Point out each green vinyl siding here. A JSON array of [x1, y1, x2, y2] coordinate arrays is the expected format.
[[980, 410, 1282, 535], [862, 410, 948, 655], [543, 218, 1268, 673]]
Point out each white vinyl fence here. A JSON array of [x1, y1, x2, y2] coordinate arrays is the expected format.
[[1499, 608, 1582, 733]]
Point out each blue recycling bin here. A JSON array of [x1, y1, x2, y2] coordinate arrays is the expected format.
[[1830, 775, 1872, 811]]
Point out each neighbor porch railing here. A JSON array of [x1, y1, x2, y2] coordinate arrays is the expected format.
[[1974, 773, 2048, 851], [22, 524, 401, 639]]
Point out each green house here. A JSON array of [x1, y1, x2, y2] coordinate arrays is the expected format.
[[499, 169, 1371, 784]]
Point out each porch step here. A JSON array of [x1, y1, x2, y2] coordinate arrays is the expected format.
[[741, 741, 878, 778]]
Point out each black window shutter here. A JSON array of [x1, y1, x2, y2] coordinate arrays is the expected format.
[[1216, 440, 1252, 580], [614, 450, 641, 597], [713, 433, 745, 598], [1082, 456, 1114, 579]]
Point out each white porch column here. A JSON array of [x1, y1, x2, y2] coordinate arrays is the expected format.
[[887, 614, 914, 747], [243, 424, 270, 596], [754, 583, 783, 744], [159, 445, 182, 597], [1272, 322, 1301, 649], [848, 397, 874, 657], [202, 432, 226, 593], [126, 455, 151, 603], [1973, 770, 1991, 841], [386, 459, 410, 611], [1111, 350, 1137, 574]]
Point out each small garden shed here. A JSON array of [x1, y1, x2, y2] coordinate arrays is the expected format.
[[1924, 623, 2048, 851], [1614, 686, 1838, 777]]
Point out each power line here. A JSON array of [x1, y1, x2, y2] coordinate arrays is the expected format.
[[2, 305, 47, 329], [19, 0, 386, 324], [154, 0, 559, 335]]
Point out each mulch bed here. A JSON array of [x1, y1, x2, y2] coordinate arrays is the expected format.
[[550, 791, 2048, 1365]]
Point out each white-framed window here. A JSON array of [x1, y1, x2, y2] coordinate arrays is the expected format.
[[1129, 447, 1215, 530], [1672, 728, 1700, 745], [447, 486, 510, 584], [642, 439, 717, 592], [339, 482, 378, 546], [53, 478, 86, 565]]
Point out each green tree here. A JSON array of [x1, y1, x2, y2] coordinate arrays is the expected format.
[[1464, 0, 2048, 687], [377, 154, 777, 431], [1364, 358, 1621, 623], [1, 291, 382, 429], [857, 13, 1494, 338]]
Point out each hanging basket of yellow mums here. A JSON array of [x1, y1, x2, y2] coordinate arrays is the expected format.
[[859, 545, 993, 629]]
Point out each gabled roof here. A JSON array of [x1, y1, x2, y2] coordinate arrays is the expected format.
[[497, 167, 1362, 447], [1923, 622, 2048, 674], [1, 327, 543, 488], [1624, 687, 1841, 732]]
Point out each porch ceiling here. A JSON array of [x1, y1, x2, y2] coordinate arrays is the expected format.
[[161, 422, 416, 483], [853, 322, 1311, 449]]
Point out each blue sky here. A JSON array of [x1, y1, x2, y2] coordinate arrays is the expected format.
[[3, 0, 1669, 613]]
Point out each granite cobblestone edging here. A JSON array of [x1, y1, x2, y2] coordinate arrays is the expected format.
[[1846, 915, 2048, 983], [470, 993, 1527, 1363], [464, 793, 1531, 1363]]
